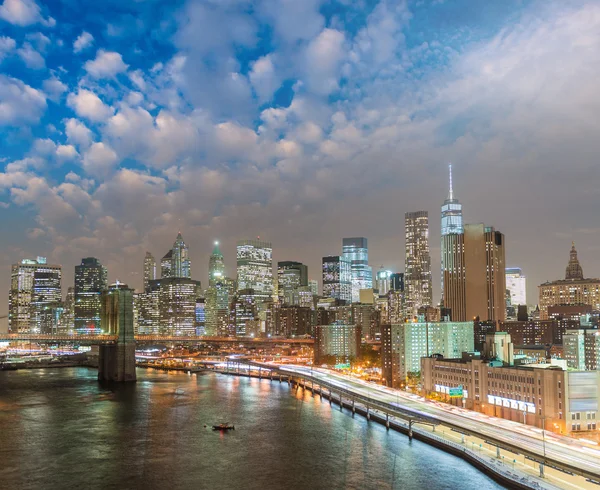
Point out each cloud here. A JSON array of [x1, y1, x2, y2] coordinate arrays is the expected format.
[[43, 77, 67, 101], [64, 118, 93, 148], [304, 28, 346, 95], [84, 50, 128, 79], [82, 142, 119, 177], [0, 0, 53, 27], [73, 31, 94, 53], [249, 55, 280, 103], [17, 42, 45, 69], [67, 89, 113, 122], [0, 75, 46, 126], [0, 36, 16, 62]]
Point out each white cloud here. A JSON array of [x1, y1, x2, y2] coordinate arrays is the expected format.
[[304, 29, 346, 95], [84, 50, 128, 79], [0, 0, 53, 27], [56, 144, 78, 160], [0, 36, 16, 62], [65, 118, 93, 148], [42, 77, 67, 101], [67, 89, 114, 122], [82, 142, 119, 177], [73, 31, 94, 53], [17, 42, 45, 69], [25, 32, 50, 52], [249, 55, 280, 102], [0, 75, 46, 126]]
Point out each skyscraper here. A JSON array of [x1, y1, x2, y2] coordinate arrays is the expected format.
[[161, 250, 172, 278], [404, 211, 432, 318], [158, 277, 201, 335], [171, 232, 191, 278], [143, 252, 156, 292], [205, 277, 235, 336], [277, 261, 308, 305], [506, 267, 527, 306], [74, 257, 108, 333], [440, 164, 463, 302], [342, 237, 373, 303], [376, 267, 392, 295], [442, 223, 506, 322], [236, 239, 273, 301], [208, 241, 225, 286], [322, 255, 352, 303], [9, 257, 62, 333]]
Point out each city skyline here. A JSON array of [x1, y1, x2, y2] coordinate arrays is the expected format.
[[1, 0, 600, 318]]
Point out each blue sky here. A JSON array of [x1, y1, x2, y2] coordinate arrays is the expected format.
[[1, 0, 600, 313]]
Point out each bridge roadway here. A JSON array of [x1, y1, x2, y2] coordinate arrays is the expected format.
[[248, 362, 600, 482], [0, 334, 313, 346]]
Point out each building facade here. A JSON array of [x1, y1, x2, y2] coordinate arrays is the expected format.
[[404, 211, 432, 318], [314, 322, 361, 364], [208, 241, 225, 286], [440, 164, 463, 303], [505, 267, 527, 307], [277, 261, 308, 305], [171, 232, 191, 278], [322, 255, 352, 303], [342, 237, 373, 303], [236, 239, 273, 303], [143, 252, 156, 292], [74, 257, 108, 333]]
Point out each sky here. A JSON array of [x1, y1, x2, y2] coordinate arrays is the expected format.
[[1, 0, 600, 316]]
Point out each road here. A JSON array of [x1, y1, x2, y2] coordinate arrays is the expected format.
[[277, 364, 600, 480]]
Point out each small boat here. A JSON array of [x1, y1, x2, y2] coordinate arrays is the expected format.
[[212, 423, 235, 431]]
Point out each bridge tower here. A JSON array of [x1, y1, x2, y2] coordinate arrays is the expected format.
[[98, 282, 136, 382]]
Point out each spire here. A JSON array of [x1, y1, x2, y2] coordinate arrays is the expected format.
[[448, 163, 454, 200], [212, 240, 222, 256], [565, 242, 584, 280]]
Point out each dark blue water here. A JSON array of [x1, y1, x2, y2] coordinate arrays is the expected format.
[[0, 368, 504, 489]]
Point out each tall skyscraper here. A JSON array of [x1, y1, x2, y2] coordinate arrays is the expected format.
[[277, 261, 308, 304], [309, 279, 319, 296], [322, 255, 352, 302], [74, 257, 108, 333], [404, 211, 432, 318], [208, 241, 225, 286], [506, 267, 527, 306], [440, 164, 463, 303], [158, 277, 201, 335], [143, 252, 156, 292], [205, 277, 235, 336], [9, 257, 62, 333], [161, 250, 172, 278], [171, 232, 191, 278], [442, 223, 506, 322], [376, 267, 392, 295], [236, 239, 273, 301], [342, 237, 373, 303]]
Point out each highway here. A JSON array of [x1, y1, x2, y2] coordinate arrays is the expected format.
[[275, 364, 600, 481]]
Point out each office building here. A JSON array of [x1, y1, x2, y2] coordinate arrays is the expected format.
[[342, 237, 373, 303], [322, 255, 352, 303], [161, 250, 172, 278], [506, 267, 526, 307], [137, 280, 161, 334], [9, 257, 62, 333], [421, 355, 600, 435], [143, 252, 156, 292], [278, 305, 312, 337], [208, 241, 225, 286], [539, 243, 600, 319], [381, 320, 474, 387], [390, 273, 404, 292], [171, 232, 191, 278], [440, 164, 463, 302], [564, 329, 600, 371], [442, 223, 506, 322], [309, 279, 319, 296], [405, 211, 432, 318], [237, 239, 274, 303], [74, 257, 108, 333], [61, 287, 75, 333], [233, 289, 258, 337], [277, 261, 308, 305], [376, 268, 392, 296], [314, 322, 361, 364], [498, 320, 556, 346], [205, 277, 235, 336], [158, 277, 201, 335]]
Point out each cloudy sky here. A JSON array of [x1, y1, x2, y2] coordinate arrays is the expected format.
[[1, 0, 599, 315]]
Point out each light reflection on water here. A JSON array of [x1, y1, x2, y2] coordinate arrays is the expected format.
[[0, 368, 503, 490]]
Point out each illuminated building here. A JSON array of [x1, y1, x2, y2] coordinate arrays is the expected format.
[[442, 224, 506, 322], [404, 211, 432, 318], [143, 252, 156, 292], [322, 255, 351, 303], [196, 297, 206, 336], [563, 329, 600, 370], [342, 237, 373, 303], [538, 243, 600, 319], [236, 239, 274, 304], [158, 277, 201, 335], [390, 273, 404, 292], [161, 250, 172, 278], [381, 319, 474, 387], [9, 257, 62, 333], [309, 279, 319, 296], [376, 268, 392, 295], [421, 355, 600, 434], [505, 267, 527, 307], [39, 303, 64, 334], [137, 280, 160, 334], [314, 322, 361, 364], [233, 289, 257, 336], [204, 277, 235, 336], [208, 241, 225, 286], [74, 257, 108, 333], [440, 164, 463, 302], [61, 287, 75, 333], [277, 261, 308, 305], [171, 232, 191, 278], [278, 305, 312, 337], [352, 303, 380, 340]]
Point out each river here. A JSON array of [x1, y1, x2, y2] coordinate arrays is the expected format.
[[0, 368, 504, 489]]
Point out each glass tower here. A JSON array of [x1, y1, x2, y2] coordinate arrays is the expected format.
[[236, 239, 274, 304], [441, 164, 463, 304], [74, 257, 107, 333], [342, 237, 373, 303], [405, 211, 432, 318], [171, 232, 191, 278], [208, 241, 225, 286]]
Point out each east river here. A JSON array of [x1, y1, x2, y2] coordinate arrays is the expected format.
[[0, 368, 504, 489]]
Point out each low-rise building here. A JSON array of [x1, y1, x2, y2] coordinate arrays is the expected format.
[[314, 322, 361, 364]]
